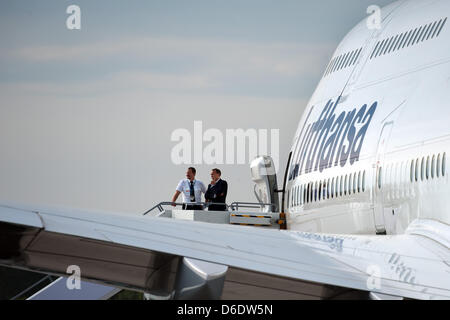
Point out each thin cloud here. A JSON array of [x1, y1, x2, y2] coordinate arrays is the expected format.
[[10, 36, 334, 78], [0, 71, 218, 96]]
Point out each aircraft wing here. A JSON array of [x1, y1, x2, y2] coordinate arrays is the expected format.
[[0, 202, 449, 300]]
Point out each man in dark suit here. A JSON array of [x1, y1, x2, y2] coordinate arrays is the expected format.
[[205, 168, 228, 211]]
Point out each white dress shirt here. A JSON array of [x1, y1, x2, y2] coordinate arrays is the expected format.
[[176, 179, 206, 204]]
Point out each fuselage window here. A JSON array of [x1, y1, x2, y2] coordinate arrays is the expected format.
[[327, 178, 331, 199], [318, 181, 322, 201], [331, 177, 335, 198], [293, 187, 296, 207], [362, 171, 366, 192], [340, 175, 344, 196], [323, 180, 326, 200], [298, 186, 301, 206], [410, 160, 414, 182], [378, 167, 382, 189], [344, 174, 348, 195], [299, 185, 302, 205], [299, 186, 302, 206], [426, 156, 430, 180], [358, 171, 361, 193], [292, 187, 295, 207], [442, 152, 446, 177], [313, 182, 316, 202], [431, 155, 436, 179], [294, 185, 296, 206], [304, 184, 308, 204], [306, 183, 309, 203], [305, 183, 309, 204], [352, 173, 356, 194], [307, 183, 310, 203], [303, 185, 307, 204], [421, 157, 425, 181], [293, 186, 296, 207], [336, 176, 339, 197]]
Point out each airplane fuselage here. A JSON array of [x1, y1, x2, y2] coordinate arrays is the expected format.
[[285, 0, 450, 235]]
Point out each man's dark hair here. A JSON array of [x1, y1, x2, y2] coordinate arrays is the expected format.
[[188, 167, 196, 175], [212, 168, 221, 176]]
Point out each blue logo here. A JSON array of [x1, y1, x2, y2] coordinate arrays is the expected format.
[[289, 97, 377, 180]]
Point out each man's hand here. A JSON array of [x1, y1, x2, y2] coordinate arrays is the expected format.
[[171, 190, 181, 207]]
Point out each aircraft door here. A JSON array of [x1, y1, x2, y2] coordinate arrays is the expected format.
[[373, 121, 393, 234], [250, 156, 279, 213]]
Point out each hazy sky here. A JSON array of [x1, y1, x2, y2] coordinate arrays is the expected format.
[[0, 0, 394, 214]]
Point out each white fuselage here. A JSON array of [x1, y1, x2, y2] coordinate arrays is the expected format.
[[285, 0, 450, 235]]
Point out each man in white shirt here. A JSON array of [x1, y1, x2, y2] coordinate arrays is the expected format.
[[171, 167, 206, 210]]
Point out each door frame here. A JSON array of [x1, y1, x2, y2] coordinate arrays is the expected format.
[[373, 121, 394, 234]]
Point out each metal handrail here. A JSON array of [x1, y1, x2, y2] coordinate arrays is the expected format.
[[229, 202, 278, 212], [143, 201, 228, 216], [143, 201, 278, 216]]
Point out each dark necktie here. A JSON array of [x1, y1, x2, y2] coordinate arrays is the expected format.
[[190, 181, 195, 202]]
